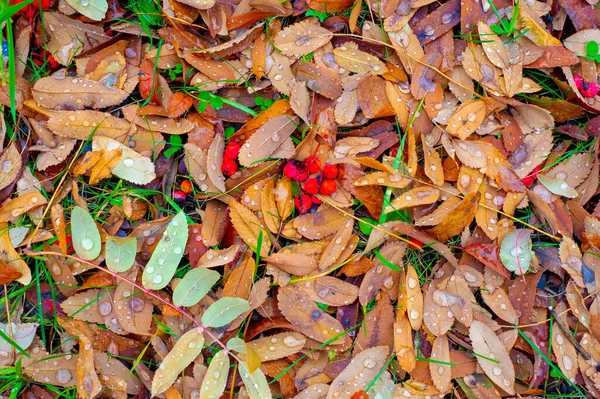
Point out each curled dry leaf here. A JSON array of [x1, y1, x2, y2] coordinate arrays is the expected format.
[[238, 115, 298, 167]]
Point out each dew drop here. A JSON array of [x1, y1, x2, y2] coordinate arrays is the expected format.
[[56, 370, 72, 384], [81, 237, 94, 251]]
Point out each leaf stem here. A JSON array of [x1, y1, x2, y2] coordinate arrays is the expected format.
[[22, 249, 241, 363]]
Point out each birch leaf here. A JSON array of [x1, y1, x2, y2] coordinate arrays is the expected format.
[[142, 210, 189, 290], [150, 327, 205, 396], [446, 100, 487, 140]]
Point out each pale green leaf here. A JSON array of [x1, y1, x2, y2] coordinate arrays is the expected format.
[[142, 211, 188, 290], [199, 350, 229, 399], [92, 136, 156, 185], [201, 297, 250, 328], [105, 236, 136, 272], [537, 175, 579, 198], [238, 361, 272, 399], [173, 267, 220, 307], [150, 327, 205, 396], [64, 0, 108, 21], [226, 337, 247, 354], [70, 206, 101, 260], [499, 229, 533, 275]]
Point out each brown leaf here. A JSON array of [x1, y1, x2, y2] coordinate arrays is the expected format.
[[32, 76, 128, 110], [357, 75, 395, 119], [429, 335, 452, 393], [446, 100, 487, 140], [427, 193, 479, 241], [76, 335, 102, 399], [273, 20, 333, 56], [167, 92, 194, 118], [469, 320, 515, 394], [354, 292, 394, 355], [238, 115, 298, 167], [295, 62, 343, 100], [228, 198, 271, 256], [47, 111, 130, 141], [113, 269, 153, 335], [0, 260, 22, 284], [333, 42, 388, 75], [277, 284, 345, 344], [386, 186, 440, 213]]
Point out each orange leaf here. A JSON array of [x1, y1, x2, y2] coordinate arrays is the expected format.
[[0, 260, 22, 285]]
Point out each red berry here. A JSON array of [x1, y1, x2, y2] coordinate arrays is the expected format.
[[319, 179, 337, 195], [574, 74, 584, 91], [407, 238, 423, 250], [181, 179, 193, 194], [224, 142, 241, 160], [296, 169, 309, 182], [221, 158, 238, 177], [304, 156, 321, 174], [294, 194, 312, 214], [581, 82, 599, 98], [322, 164, 338, 179], [172, 190, 186, 203], [283, 162, 299, 180], [521, 165, 542, 187], [303, 178, 320, 195], [311, 195, 322, 205], [46, 54, 59, 69]]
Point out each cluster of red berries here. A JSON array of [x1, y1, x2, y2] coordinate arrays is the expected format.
[[221, 142, 241, 177], [283, 157, 339, 214], [172, 179, 193, 203], [11, 0, 53, 21], [573, 74, 599, 98]]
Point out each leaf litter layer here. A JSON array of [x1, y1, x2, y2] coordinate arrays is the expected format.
[[2, 0, 600, 397]]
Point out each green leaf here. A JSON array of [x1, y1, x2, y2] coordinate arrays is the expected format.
[[537, 175, 578, 198], [490, 24, 506, 35], [359, 217, 377, 235], [150, 327, 205, 396], [226, 337, 247, 353], [173, 267, 220, 307], [105, 236, 137, 272], [586, 41, 599, 57], [64, 0, 108, 21], [70, 207, 101, 260], [201, 297, 250, 328], [199, 350, 229, 399], [142, 211, 189, 290], [238, 361, 272, 399], [499, 229, 533, 275]]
